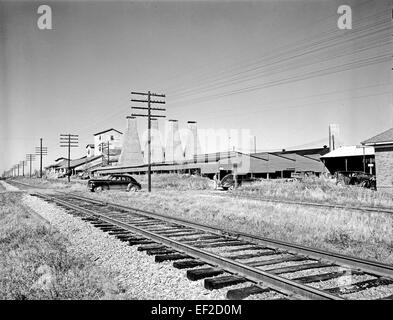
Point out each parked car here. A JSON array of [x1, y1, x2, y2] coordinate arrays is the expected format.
[[218, 174, 256, 190], [88, 174, 141, 192], [335, 171, 376, 190], [58, 170, 72, 178], [78, 172, 90, 180]]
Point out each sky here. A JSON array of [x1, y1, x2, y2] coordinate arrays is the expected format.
[[0, 0, 392, 174]]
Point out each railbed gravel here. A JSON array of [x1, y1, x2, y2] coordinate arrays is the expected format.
[[342, 284, 393, 300], [21, 193, 226, 300]]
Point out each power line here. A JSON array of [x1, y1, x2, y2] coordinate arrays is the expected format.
[[166, 6, 389, 98], [167, 19, 391, 105]]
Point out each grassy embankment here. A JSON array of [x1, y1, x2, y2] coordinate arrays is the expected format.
[[0, 192, 126, 299], [234, 177, 393, 208]]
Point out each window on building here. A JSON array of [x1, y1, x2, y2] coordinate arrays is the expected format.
[[99, 135, 101, 141], [110, 135, 114, 141]]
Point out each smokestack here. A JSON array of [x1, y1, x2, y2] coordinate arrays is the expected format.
[[143, 119, 164, 163], [118, 116, 144, 166], [184, 121, 201, 160], [165, 119, 184, 163], [328, 124, 340, 151]]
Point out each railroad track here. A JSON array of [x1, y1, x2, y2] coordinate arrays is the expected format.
[[225, 192, 393, 214], [8, 179, 393, 214], [6, 179, 393, 300]]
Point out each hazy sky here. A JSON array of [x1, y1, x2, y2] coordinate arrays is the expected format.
[[1, 0, 392, 173]]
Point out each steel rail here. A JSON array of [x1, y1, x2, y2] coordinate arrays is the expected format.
[[36, 191, 342, 300], [227, 193, 393, 214]]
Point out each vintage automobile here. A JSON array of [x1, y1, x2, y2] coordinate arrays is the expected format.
[[58, 170, 72, 178], [218, 174, 257, 190], [78, 171, 90, 180], [335, 171, 376, 190], [88, 174, 141, 192]]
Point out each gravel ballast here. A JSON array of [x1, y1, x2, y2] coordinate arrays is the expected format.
[[21, 193, 225, 300]]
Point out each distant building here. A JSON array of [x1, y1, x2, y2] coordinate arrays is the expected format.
[[362, 128, 393, 192], [46, 155, 102, 176], [86, 144, 95, 157], [321, 146, 375, 175], [94, 128, 122, 155]]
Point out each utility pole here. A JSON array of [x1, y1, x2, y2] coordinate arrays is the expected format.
[[332, 134, 335, 151], [99, 141, 110, 166], [26, 154, 36, 178], [107, 140, 110, 166], [254, 136, 256, 154], [35, 138, 48, 178], [60, 134, 79, 182], [131, 91, 166, 192], [17, 163, 19, 176], [20, 161, 25, 177]]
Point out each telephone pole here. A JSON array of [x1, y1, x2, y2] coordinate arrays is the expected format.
[[99, 141, 110, 166], [20, 160, 25, 177], [35, 138, 48, 178], [131, 91, 166, 192], [26, 154, 36, 178], [60, 134, 79, 182]]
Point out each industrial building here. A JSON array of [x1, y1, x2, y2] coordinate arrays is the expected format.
[[92, 148, 329, 179], [46, 117, 330, 180], [88, 116, 329, 178]]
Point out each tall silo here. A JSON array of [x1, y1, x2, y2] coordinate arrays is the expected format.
[[165, 119, 184, 163], [118, 116, 144, 166], [184, 121, 202, 160], [143, 119, 164, 164]]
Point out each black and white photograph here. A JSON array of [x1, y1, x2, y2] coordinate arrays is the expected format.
[[0, 0, 392, 309]]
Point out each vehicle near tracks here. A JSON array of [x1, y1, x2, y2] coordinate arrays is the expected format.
[[78, 171, 90, 180], [335, 171, 376, 190], [219, 174, 257, 190], [58, 170, 72, 178], [88, 174, 141, 192]]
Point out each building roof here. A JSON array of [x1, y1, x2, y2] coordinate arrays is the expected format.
[[320, 146, 374, 159], [94, 128, 122, 136], [86, 144, 95, 148], [361, 128, 393, 145], [58, 155, 102, 169]]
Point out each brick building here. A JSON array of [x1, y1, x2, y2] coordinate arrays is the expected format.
[[362, 127, 393, 193]]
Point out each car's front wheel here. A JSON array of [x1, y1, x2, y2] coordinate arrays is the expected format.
[[127, 184, 139, 192], [94, 186, 103, 192]]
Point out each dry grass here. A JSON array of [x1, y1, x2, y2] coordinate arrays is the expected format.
[[132, 173, 213, 190], [16, 174, 213, 191], [16, 177, 87, 192], [81, 189, 393, 265], [0, 192, 126, 300], [236, 177, 393, 209]]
